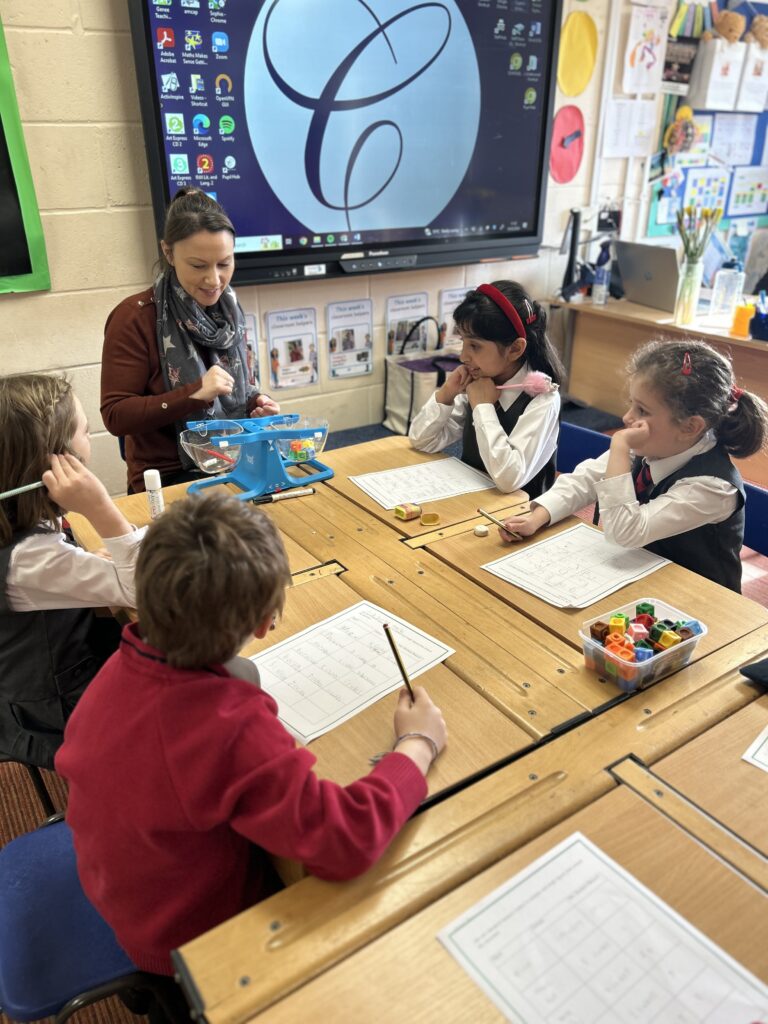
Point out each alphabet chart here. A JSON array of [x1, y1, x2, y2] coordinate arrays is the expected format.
[[439, 833, 768, 1024], [482, 524, 667, 607], [251, 601, 454, 743], [350, 457, 495, 510]]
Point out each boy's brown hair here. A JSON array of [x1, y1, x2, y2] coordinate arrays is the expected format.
[[136, 492, 291, 669], [0, 374, 77, 547]]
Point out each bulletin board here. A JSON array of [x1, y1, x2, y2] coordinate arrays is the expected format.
[[647, 1, 768, 269], [0, 18, 49, 294]]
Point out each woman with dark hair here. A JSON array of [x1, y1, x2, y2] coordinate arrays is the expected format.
[[408, 280, 563, 496], [101, 188, 278, 492]]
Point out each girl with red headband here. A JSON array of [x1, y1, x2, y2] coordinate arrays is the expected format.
[[499, 339, 768, 593], [409, 281, 564, 497]]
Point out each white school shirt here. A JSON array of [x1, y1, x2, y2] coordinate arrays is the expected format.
[[535, 432, 738, 548], [407, 362, 561, 493], [5, 522, 147, 612]]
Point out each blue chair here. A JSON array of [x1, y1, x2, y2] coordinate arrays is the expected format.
[[557, 421, 611, 474], [0, 818, 184, 1023], [744, 482, 768, 556]]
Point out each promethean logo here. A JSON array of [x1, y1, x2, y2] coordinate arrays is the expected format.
[[244, 0, 479, 234]]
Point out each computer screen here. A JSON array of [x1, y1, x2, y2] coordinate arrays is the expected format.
[[128, 0, 562, 284]]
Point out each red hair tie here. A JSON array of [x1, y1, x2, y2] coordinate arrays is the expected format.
[[681, 352, 692, 376], [476, 284, 534, 339], [731, 386, 744, 402]]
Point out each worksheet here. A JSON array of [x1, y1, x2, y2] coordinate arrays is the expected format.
[[742, 723, 768, 775], [350, 457, 495, 509], [482, 523, 667, 607], [251, 601, 454, 743], [439, 832, 768, 1023]]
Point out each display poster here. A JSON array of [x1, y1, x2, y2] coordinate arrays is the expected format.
[[265, 307, 318, 389], [243, 311, 260, 387], [673, 113, 712, 168], [438, 287, 469, 348], [326, 299, 373, 379], [682, 166, 729, 213], [603, 99, 656, 158], [386, 292, 429, 355], [727, 166, 768, 219], [622, 4, 668, 95], [737, 43, 768, 113], [711, 113, 758, 167], [661, 36, 698, 95]]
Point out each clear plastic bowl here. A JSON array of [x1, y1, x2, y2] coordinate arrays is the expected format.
[[266, 416, 329, 463], [580, 597, 707, 693], [179, 421, 244, 474]]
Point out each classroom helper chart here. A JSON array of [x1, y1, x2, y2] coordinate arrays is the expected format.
[[439, 833, 768, 1024], [482, 523, 668, 608], [349, 457, 495, 510], [251, 601, 454, 743]]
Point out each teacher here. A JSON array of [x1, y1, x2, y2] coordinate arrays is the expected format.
[[101, 187, 278, 492]]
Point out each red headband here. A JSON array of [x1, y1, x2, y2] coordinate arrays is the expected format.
[[476, 284, 534, 339]]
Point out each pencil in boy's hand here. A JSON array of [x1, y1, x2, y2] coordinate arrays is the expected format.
[[382, 623, 415, 702], [477, 507, 521, 541]]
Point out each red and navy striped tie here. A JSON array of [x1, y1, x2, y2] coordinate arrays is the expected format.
[[634, 461, 653, 503]]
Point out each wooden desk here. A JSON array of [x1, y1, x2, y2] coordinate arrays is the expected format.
[[640, 694, 768, 858], [423, 517, 768, 666], [174, 630, 768, 1022], [322, 435, 529, 537], [238, 786, 768, 1023], [554, 297, 768, 487]]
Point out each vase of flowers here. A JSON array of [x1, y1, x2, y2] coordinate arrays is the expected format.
[[674, 206, 722, 325]]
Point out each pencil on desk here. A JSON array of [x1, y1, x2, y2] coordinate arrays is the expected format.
[[477, 506, 521, 541], [382, 623, 415, 702]]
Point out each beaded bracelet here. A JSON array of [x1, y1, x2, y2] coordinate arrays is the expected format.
[[369, 731, 440, 767]]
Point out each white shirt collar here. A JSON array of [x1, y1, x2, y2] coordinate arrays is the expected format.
[[497, 362, 531, 411], [641, 430, 717, 485]]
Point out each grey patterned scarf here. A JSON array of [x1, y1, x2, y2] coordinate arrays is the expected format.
[[154, 269, 253, 468]]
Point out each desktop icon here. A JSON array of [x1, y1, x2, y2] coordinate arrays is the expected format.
[[196, 153, 214, 174], [223, 155, 237, 170], [218, 115, 235, 135], [527, 55, 538, 72], [211, 31, 229, 52], [153, 0, 172, 6], [185, 29, 203, 50], [523, 87, 537, 107], [170, 154, 190, 175], [209, 0, 226, 9], [529, 21, 542, 37], [156, 27, 175, 49], [192, 113, 211, 134], [181, 0, 200, 7], [164, 112, 186, 135], [215, 73, 233, 94], [493, 19, 506, 38], [326, 234, 335, 243], [312, 235, 321, 244], [189, 73, 205, 93], [509, 52, 522, 71], [161, 72, 180, 92], [299, 236, 308, 246], [511, 22, 524, 36]]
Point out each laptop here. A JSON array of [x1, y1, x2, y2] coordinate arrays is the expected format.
[[614, 241, 680, 313]]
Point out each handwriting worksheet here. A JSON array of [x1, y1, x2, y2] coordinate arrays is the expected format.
[[251, 601, 454, 743], [439, 833, 768, 1023], [742, 723, 768, 775], [350, 457, 495, 509], [482, 523, 668, 608]]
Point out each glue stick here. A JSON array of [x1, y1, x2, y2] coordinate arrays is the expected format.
[[143, 469, 164, 520]]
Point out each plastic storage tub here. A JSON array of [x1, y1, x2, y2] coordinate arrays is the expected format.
[[179, 421, 244, 474], [579, 597, 707, 693]]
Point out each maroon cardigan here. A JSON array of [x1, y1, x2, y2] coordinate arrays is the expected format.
[[100, 289, 261, 492]]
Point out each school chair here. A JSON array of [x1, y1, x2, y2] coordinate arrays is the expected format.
[[0, 817, 184, 1024], [556, 421, 611, 475], [744, 482, 768, 557]]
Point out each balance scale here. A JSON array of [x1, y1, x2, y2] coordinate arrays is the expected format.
[[183, 414, 334, 501]]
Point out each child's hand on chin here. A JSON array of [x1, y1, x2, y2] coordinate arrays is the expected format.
[[436, 365, 471, 404], [612, 420, 650, 453], [466, 377, 499, 408]]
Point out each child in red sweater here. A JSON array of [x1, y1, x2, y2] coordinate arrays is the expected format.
[[56, 492, 446, 989]]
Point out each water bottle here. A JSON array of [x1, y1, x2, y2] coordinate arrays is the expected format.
[[143, 469, 165, 519], [710, 260, 745, 322], [592, 241, 611, 306]]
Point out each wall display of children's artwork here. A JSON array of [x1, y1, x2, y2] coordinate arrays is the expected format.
[[661, 36, 699, 94], [386, 292, 430, 355], [265, 307, 318, 390], [672, 112, 712, 166], [557, 11, 598, 96], [623, 4, 669, 95], [737, 41, 768, 111], [326, 299, 373, 379], [687, 37, 747, 110], [438, 287, 469, 347], [243, 312, 260, 387]]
